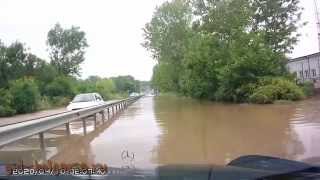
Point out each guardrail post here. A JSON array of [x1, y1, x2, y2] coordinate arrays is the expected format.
[[39, 132, 45, 152], [82, 118, 87, 135], [65, 123, 71, 136], [39, 132, 46, 161], [101, 111, 105, 123], [94, 113, 97, 129], [107, 108, 110, 120]]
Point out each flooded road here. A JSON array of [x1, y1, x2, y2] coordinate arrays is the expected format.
[[1, 96, 320, 168]]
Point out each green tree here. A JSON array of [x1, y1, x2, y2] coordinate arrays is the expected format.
[[0, 41, 28, 88], [152, 63, 178, 92], [0, 40, 52, 90], [143, 0, 193, 92], [180, 33, 220, 99], [112, 75, 140, 93], [76, 79, 96, 93], [145, 0, 303, 103], [0, 41, 7, 88], [24, 53, 46, 76], [95, 79, 116, 100], [193, 0, 303, 53], [251, 0, 304, 53], [0, 89, 15, 117], [215, 33, 284, 102], [44, 76, 75, 98], [47, 23, 88, 76], [193, 0, 252, 42], [34, 62, 59, 95], [87, 75, 101, 82], [10, 78, 40, 114]]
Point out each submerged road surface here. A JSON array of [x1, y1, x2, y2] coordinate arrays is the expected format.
[[1, 96, 320, 168]]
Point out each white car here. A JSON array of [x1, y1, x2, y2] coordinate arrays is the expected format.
[[129, 92, 140, 97], [66, 93, 104, 111]]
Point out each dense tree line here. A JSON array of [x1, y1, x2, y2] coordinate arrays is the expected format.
[[0, 24, 140, 117], [144, 0, 308, 103]]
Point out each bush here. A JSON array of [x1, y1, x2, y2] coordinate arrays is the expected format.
[[300, 81, 314, 97], [34, 63, 59, 95], [50, 96, 71, 107], [37, 96, 52, 110], [249, 85, 280, 104], [37, 96, 70, 110], [9, 78, 41, 114], [44, 76, 75, 98], [0, 106, 16, 117], [249, 77, 305, 104], [0, 89, 16, 117], [95, 79, 116, 100], [76, 80, 96, 94]]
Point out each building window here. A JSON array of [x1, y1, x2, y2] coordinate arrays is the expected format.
[[305, 70, 309, 78], [312, 69, 317, 77], [299, 71, 304, 78]]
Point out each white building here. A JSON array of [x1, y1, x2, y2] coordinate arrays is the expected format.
[[287, 52, 320, 84]]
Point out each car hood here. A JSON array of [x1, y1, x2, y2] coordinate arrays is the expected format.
[[66, 101, 98, 110]]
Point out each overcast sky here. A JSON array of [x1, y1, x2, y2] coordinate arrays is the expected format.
[[0, 0, 319, 81]]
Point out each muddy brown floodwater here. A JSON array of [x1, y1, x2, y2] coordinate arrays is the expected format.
[[1, 96, 320, 168]]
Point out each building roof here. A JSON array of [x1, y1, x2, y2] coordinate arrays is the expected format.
[[289, 52, 320, 63]]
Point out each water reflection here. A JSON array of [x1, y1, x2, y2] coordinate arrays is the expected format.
[[288, 97, 320, 164], [153, 96, 305, 165], [0, 96, 320, 168], [0, 114, 118, 165]]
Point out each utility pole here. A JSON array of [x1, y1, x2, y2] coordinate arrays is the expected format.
[[314, 0, 320, 52]]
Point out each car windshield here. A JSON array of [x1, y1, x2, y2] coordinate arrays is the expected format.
[[2, 0, 320, 179], [72, 94, 95, 103]]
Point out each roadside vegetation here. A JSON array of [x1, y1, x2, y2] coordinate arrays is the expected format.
[[144, 0, 310, 104], [0, 24, 140, 117]]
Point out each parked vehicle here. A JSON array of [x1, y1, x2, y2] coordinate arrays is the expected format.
[[66, 93, 104, 111], [129, 92, 140, 97]]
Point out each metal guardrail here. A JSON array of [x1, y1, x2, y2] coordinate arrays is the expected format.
[[0, 96, 142, 148]]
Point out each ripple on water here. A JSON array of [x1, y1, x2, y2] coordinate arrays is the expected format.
[[290, 112, 305, 122]]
